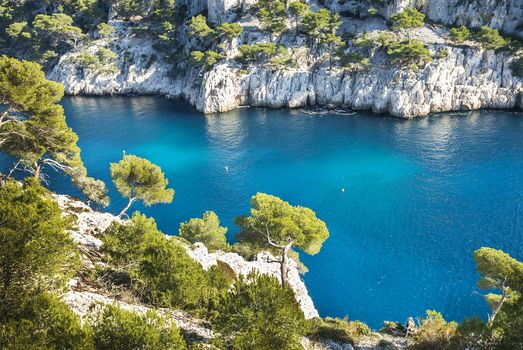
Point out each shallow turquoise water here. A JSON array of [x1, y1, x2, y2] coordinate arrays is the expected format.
[[6, 96, 523, 328]]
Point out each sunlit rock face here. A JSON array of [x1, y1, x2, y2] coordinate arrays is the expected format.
[[186, 242, 320, 319], [48, 2, 523, 118]]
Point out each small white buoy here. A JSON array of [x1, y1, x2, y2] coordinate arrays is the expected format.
[[341, 188, 345, 192], [225, 166, 229, 172]]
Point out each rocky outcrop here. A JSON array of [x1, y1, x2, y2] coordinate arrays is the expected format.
[[186, 242, 319, 319], [326, 0, 523, 37], [422, 0, 523, 37], [55, 194, 319, 320]]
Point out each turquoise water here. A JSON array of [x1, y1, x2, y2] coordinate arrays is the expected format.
[[5, 96, 523, 328]]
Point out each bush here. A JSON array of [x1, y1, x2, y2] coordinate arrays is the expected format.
[[238, 43, 287, 63], [449, 26, 470, 44], [474, 26, 507, 50], [90, 304, 187, 350], [0, 179, 79, 318], [0, 293, 91, 350], [102, 214, 231, 314], [179, 211, 229, 251], [190, 50, 223, 69], [102, 212, 157, 268], [386, 39, 433, 68], [307, 317, 372, 344], [409, 310, 457, 350], [391, 8, 425, 29], [212, 273, 306, 350], [136, 232, 210, 310]]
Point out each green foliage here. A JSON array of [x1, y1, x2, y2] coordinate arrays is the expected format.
[[5, 21, 31, 39], [110, 154, 174, 217], [474, 247, 523, 347], [474, 26, 507, 50], [102, 212, 158, 268], [102, 213, 230, 314], [0, 55, 89, 181], [321, 32, 344, 68], [303, 8, 341, 45], [410, 310, 457, 350], [33, 13, 84, 48], [238, 43, 287, 63], [0, 293, 92, 350], [190, 50, 223, 69], [74, 176, 110, 207], [449, 25, 470, 44], [217, 22, 243, 40], [391, 8, 425, 29], [289, 1, 310, 34], [341, 51, 371, 71], [474, 247, 523, 294], [0, 179, 79, 317], [73, 48, 119, 74], [256, 0, 287, 36], [212, 273, 306, 350], [179, 211, 229, 251], [96, 22, 115, 38], [386, 39, 433, 68], [307, 317, 372, 344], [236, 193, 329, 257], [90, 304, 187, 350], [188, 15, 215, 39]]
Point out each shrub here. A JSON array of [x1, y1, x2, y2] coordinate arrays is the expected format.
[[102, 212, 158, 268], [212, 273, 306, 350], [96, 23, 115, 38], [136, 232, 209, 310], [409, 310, 457, 350], [386, 39, 433, 68], [179, 211, 229, 251], [449, 26, 470, 43], [102, 214, 230, 314], [353, 32, 395, 49], [307, 317, 372, 344], [474, 26, 506, 50], [190, 50, 223, 69], [0, 293, 91, 350], [238, 43, 287, 63], [90, 304, 187, 350], [391, 8, 425, 29], [0, 179, 79, 318]]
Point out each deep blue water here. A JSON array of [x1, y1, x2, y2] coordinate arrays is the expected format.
[[3, 96, 523, 329]]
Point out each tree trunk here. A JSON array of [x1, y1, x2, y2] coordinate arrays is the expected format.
[[279, 242, 293, 286], [488, 287, 509, 325], [118, 197, 136, 218], [33, 162, 41, 180]]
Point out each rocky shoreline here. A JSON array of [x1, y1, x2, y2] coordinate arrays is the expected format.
[[47, 0, 523, 118]]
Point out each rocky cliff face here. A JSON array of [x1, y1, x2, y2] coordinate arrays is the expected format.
[[325, 0, 523, 37], [49, 23, 523, 118], [47, 0, 523, 118]]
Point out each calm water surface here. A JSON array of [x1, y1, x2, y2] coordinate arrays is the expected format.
[[7, 96, 523, 328]]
